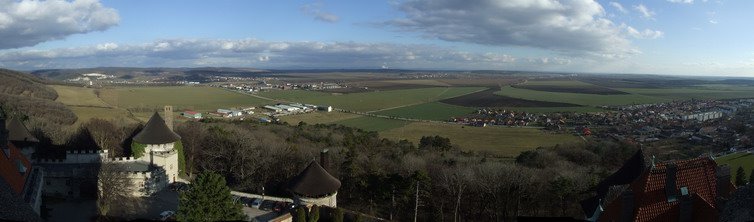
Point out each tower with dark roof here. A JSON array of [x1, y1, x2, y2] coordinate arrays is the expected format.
[[132, 112, 181, 184], [288, 151, 341, 207]]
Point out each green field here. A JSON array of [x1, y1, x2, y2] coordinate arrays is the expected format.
[[715, 152, 754, 183], [257, 87, 485, 112], [51, 85, 112, 107], [332, 116, 410, 132], [279, 111, 361, 125], [496, 106, 605, 113], [523, 80, 595, 86], [380, 122, 582, 157], [374, 102, 476, 121], [100, 86, 271, 111], [497, 86, 668, 106], [619, 87, 754, 100]]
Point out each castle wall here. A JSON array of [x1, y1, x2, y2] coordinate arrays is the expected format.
[[293, 192, 337, 208], [151, 149, 179, 183]]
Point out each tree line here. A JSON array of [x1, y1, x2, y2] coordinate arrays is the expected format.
[[32, 116, 650, 220]]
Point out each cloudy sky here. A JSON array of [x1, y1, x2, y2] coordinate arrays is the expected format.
[[0, 0, 752, 76]]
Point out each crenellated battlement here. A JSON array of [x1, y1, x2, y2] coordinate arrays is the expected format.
[[109, 156, 137, 162], [65, 150, 108, 155]]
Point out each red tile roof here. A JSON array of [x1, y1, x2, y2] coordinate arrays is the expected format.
[[0, 143, 31, 194], [600, 157, 734, 222]]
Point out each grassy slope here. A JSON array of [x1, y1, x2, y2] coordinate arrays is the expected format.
[[333, 116, 409, 132], [100, 86, 271, 111], [380, 122, 582, 157], [257, 87, 486, 112], [715, 152, 754, 183], [497, 86, 668, 106], [279, 111, 362, 125], [51, 85, 110, 107], [51, 85, 135, 124], [374, 102, 476, 121]]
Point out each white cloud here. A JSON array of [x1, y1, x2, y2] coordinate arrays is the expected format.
[[610, 2, 627, 14], [386, 0, 639, 58], [709, 19, 718, 24], [0, 0, 119, 49], [633, 4, 655, 19], [625, 26, 664, 39], [0, 38, 533, 70], [667, 0, 694, 4], [301, 3, 339, 23]]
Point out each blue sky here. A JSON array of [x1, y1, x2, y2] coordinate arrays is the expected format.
[[0, 0, 752, 76]]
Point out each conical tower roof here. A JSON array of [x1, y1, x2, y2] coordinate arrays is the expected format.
[[133, 112, 180, 144], [288, 161, 341, 197], [7, 118, 38, 143]]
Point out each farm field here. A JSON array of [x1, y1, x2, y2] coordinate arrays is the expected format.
[[258, 87, 485, 112], [514, 80, 628, 95], [279, 111, 361, 125], [68, 106, 136, 124], [441, 88, 582, 107], [99, 86, 271, 111], [715, 152, 754, 183], [380, 122, 582, 157], [374, 102, 475, 121], [51, 85, 111, 107], [496, 86, 668, 106], [618, 87, 754, 100], [332, 116, 409, 132]]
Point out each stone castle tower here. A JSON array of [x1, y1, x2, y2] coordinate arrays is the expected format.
[[132, 111, 180, 183], [164, 106, 173, 131]]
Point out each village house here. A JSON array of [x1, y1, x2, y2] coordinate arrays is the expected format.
[[0, 117, 44, 216], [582, 149, 737, 222]]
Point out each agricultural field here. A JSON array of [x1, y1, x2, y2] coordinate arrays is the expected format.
[[279, 111, 361, 125], [51, 85, 137, 124], [513, 80, 629, 95], [51, 85, 111, 107], [441, 88, 582, 107], [618, 87, 754, 100], [332, 116, 410, 132], [258, 87, 485, 112], [374, 102, 476, 121], [496, 86, 668, 106], [380, 122, 583, 157], [99, 86, 271, 111], [715, 152, 754, 183]]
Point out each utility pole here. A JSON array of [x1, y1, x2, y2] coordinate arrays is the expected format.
[[414, 182, 419, 222]]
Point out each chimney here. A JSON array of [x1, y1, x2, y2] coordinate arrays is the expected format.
[[0, 113, 8, 157], [678, 187, 692, 222], [320, 149, 330, 172], [619, 189, 635, 222], [715, 165, 732, 208], [666, 163, 678, 202], [164, 105, 174, 131]]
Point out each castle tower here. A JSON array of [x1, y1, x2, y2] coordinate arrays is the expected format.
[[287, 156, 341, 208], [132, 112, 181, 184], [164, 106, 173, 131]]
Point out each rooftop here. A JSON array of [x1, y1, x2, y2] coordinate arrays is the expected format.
[[133, 112, 181, 144], [288, 161, 341, 197]]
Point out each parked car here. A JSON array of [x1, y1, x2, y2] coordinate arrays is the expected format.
[[239, 197, 255, 207], [260, 200, 275, 210], [159, 211, 175, 221], [251, 198, 263, 209]]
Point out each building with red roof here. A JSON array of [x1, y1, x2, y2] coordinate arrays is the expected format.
[[0, 116, 44, 217], [584, 151, 736, 222]]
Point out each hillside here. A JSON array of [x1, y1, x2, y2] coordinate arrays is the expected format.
[[0, 69, 77, 125]]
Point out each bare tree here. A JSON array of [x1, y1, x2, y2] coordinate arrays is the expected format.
[[96, 162, 145, 218]]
